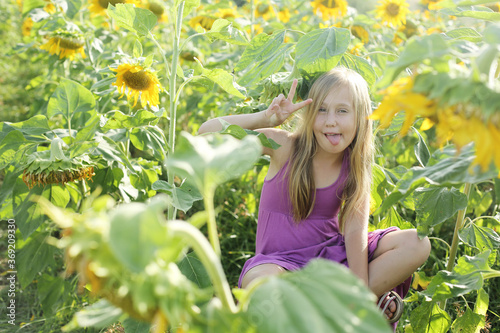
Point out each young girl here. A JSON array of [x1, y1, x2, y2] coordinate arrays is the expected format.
[[198, 67, 431, 325]]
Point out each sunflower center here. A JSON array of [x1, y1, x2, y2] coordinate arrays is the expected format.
[[56, 37, 84, 50], [321, 0, 338, 8], [98, 0, 125, 9], [386, 3, 400, 16], [123, 70, 152, 90], [148, 2, 164, 17]]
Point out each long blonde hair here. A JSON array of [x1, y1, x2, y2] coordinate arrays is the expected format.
[[288, 67, 374, 232]]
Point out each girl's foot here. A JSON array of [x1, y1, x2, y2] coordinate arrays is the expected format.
[[377, 291, 404, 324]]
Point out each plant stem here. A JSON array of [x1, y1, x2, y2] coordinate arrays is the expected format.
[[167, 1, 185, 220], [439, 182, 472, 310], [204, 190, 221, 257], [168, 220, 236, 313]]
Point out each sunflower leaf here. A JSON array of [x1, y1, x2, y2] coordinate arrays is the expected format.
[[107, 4, 157, 36]]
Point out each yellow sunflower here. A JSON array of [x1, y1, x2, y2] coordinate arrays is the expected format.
[[216, 7, 239, 20], [189, 15, 216, 31], [147, 1, 168, 23], [40, 32, 86, 61], [311, 0, 348, 21], [44, 0, 57, 13], [255, 2, 276, 20], [22, 17, 33, 37], [375, 0, 410, 27], [278, 8, 291, 23], [111, 63, 163, 108], [351, 25, 369, 43], [88, 0, 140, 17]]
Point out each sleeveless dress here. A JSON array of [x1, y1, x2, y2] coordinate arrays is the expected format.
[[238, 149, 411, 303]]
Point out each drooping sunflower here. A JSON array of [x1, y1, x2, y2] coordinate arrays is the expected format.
[[88, 0, 140, 17], [189, 15, 216, 31], [216, 7, 239, 20], [311, 0, 348, 21], [254, 2, 276, 20], [111, 63, 163, 108], [351, 25, 369, 43], [40, 31, 86, 61], [375, 0, 410, 27]]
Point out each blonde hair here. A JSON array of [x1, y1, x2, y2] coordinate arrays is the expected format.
[[288, 67, 374, 232]]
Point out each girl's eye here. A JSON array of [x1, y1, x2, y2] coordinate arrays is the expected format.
[[338, 109, 348, 113], [318, 108, 327, 112]]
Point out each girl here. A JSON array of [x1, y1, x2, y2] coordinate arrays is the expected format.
[[198, 67, 431, 325]]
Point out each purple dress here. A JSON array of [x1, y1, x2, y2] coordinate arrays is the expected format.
[[238, 150, 411, 302]]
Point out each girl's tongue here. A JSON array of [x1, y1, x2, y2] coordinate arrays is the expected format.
[[326, 134, 341, 145]]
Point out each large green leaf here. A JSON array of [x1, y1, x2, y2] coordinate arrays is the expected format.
[[107, 3, 157, 36], [339, 53, 377, 88], [459, 223, 500, 252], [422, 251, 500, 302], [47, 79, 96, 128], [235, 31, 289, 86], [94, 134, 136, 174], [451, 307, 485, 333], [414, 187, 468, 237], [410, 301, 451, 333], [199, 65, 246, 99], [205, 19, 248, 45], [37, 274, 72, 316], [129, 125, 167, 161], [108, 201, 169, 273], [177, 252, 212, 288], [152, 180, 202, 213], [377, 34, 450, 88], [295, 27, 350, 75], [218, 120, 281, 150], [166, 132, 262, 194], [17, 232, 56, 288], [0, 130, 37, 169], [413, 127, 430, 167], [0, 115, 51, 142], [63, 299, 124, 331], [244, 259, 391, 333], [102, 110, 159, 131], [444, 27, 483, 42], [441, 7, 500, 21]]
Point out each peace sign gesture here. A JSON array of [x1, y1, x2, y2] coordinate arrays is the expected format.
[[265, 79, 313, 127]]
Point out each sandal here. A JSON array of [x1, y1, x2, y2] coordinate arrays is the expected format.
[[377, 291, 404, 324]]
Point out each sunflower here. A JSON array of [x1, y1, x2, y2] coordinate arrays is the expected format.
[[44, 0, 57, 13], [147, 1, 168, 23], [375, 0, 409, 27], [351, 25, 369, 43], [189, 15, 216, 31], [311, 0, 348, 21], [22, 17, 33, 37], [216, 7, 239, 20], [40, 32, 86, 61], [88, 0, 139, 17], [111, 63, 163, 108], [483, 2, 500, 12], [278, 8, 291, 23], [254, 2, 276, 20]]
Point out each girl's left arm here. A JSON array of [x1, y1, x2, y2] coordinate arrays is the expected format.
[[343, 197, 369, 286]]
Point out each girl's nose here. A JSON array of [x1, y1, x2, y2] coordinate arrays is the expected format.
[[325, 111, 337, 126]]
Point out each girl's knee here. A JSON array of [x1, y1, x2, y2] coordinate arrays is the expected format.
[[407, 229, 431, 263], [241, 264, 286, 289]]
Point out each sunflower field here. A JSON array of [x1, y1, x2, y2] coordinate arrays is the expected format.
[[1, 0, 500, 332]]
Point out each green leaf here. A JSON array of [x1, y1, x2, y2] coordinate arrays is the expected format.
[[235, 31, 289, 86], [484, 23, 500, 44], [152, 180, 202, 213], [245, 259, 391, 333], [176, 0, 200, 18], [37, 274, 71, 316], [0, 115, 51, 142], [64, 299, 123, 331], [166, 132, 262, 195], [47, 78, 96, 128], [108, 201, 169, 273], [14, 185, 50, 240], [459, 223, 500, 252], [121, 317, 151, 333], [107, 3, 157, 36], [199, 65, 246, 99], [218, 120, 281, 150], [338, 53, 377, 88], [295, 27, 350, 75], [473, 288, 489, 333], [102, 110, 159, 130], [129, 126, 167, 161], [413, 127, 430, 167], [95, 134, 136, 174], [414, 187, 468, 237], [133, 39, 143, 58], [177, 252, 212, 288], [0, 130, 35, 169], [377, 34, 450, 88], [205, 19, 248, 45], [451, 307, 485, 333], [410, 301, 451, 333], [444, 28, 483, 42], [441, 7, 500, 21], [17, 232, 56, 288]]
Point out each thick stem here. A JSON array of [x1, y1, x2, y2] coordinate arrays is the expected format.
[[204, 190, 221, 257], [167, 2, 184, 220], [447, 183, 472, 273], [168, 220, 236, 313]]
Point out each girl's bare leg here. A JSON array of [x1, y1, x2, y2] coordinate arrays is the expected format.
[[368, 229, 431, 318], [241, 263, 286, 289]]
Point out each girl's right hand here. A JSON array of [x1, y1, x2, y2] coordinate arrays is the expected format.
[[264, 79, 313, 127]]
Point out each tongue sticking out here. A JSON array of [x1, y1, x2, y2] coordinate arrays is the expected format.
[[326, 134, 341, 145]]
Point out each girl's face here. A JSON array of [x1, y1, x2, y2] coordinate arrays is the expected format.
[[312, 84, 357, 157]]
